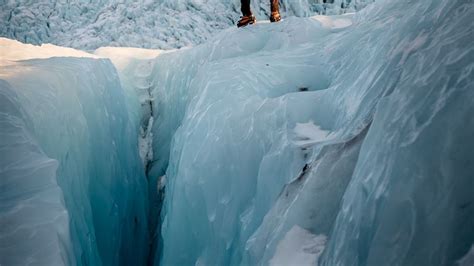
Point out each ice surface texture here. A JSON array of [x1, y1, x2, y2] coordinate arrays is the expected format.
[[0, 80, 69, 265], [0, 0, 371, 50], [1, 0, 473, 264], [0, 51, 149, 265], [150, 0, 474, 265]]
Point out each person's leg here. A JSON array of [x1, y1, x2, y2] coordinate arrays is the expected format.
[[241, 0, 252, 16], [237, 0, 256, 27], [270, 0, 281, 22], [270, 0, 279, 13]]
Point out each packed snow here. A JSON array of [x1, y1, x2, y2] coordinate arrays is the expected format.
[[0, 38, 98, 64], [1, 0, 473, 265]]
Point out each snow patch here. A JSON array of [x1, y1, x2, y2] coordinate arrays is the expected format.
[[293, 121, 332, 148], [270, 226, 326, 266], [311, 13, 354, 30], [0, 37, 98, 66], [94, 47, 164, 72], [139, 117, 154, 168], [158, 175, 167, 192]]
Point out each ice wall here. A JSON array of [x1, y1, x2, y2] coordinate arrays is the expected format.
[[0, 40, 149, 265], [149, 0, 474, 265], [0, 80, 71, 265]]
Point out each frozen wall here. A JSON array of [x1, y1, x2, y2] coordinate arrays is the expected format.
[[0, 40, 149, 265], [148, 0, 474, 265], [0, 80, 71, 265], [0, 0, 371, 50]]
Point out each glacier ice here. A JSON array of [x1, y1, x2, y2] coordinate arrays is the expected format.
[[145, 0, 474, 265], [0, 0, 371, 50], [0, 80, 71, 265], [0, 39, 149, 265], [1, 0, 473, 264]]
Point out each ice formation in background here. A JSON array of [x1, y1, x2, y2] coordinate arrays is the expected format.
[[0, 39, 149, 265], [0, 0, 372, 50]]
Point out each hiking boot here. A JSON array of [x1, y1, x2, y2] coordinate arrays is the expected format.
[[237, 15, 256, 28], [270, 0, 281, 22], [270, 11, 281, 23]]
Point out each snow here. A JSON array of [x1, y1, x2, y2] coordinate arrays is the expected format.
[[270, 226, 326, 266], [311, 13, 354, 30], [94, 47, 163, 72], [0, 38, 98, 67], [138, 116, 155, 167], [293, 121, 332, 148]]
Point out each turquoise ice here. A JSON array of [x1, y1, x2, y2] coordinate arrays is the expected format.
[[0, 53, 149, 265], [150, 0, 474, 265]]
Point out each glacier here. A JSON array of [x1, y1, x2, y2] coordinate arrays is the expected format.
[[0, 0, 371, 50], [1, 0, 473, 265]]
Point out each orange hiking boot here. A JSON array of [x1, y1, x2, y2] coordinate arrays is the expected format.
[[270, 11, 281, 23], [237, 15, 256, 28]]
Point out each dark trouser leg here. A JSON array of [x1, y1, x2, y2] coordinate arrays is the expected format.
[[241, 0, 252, 16], [270, 0, 279, 13]]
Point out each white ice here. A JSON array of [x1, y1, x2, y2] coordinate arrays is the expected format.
[[292, 121, 332, 148], [270, 225, 326, 266]]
